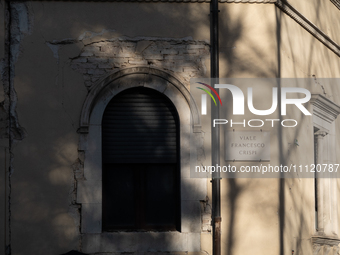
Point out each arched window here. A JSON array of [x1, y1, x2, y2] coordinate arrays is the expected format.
[[77, 67, 206, 253], [102, 87, 180, 231]]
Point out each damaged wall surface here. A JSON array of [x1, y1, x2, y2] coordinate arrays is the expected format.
[[0, 0, 340, 255]]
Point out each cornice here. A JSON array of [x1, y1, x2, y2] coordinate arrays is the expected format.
[[311, 94, 340, 125], [275, 0, 340, 58], [330, 0, 340, 10], [220, 0, 276, 2], [26, 0, 276, 2]]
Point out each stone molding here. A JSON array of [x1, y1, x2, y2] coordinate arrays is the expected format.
[[312, 236, 340, 255], [314, 130, 327, 138], [311, 94, 340, 132], [79, 66, 202, 133], [76, 66, 207, 254]]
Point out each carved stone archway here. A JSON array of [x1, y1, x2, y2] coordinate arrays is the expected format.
[[76, 66, 206, 254]]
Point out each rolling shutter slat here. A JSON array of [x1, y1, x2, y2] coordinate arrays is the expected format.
[[102, 88, 178, 164]]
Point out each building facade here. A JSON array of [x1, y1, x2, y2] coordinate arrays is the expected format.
[[0, 0, 340, 254]]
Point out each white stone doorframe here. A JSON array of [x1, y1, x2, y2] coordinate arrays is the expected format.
[[76, 66, 207, 254]]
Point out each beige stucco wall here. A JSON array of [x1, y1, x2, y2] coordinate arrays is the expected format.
[[288, 0, 340, 47], [218, 3, 279, 78], [217, 4, 281, 255], [277, 0, 340, 79], [1, 1, 339, 255], [277, 1, 340, 254]]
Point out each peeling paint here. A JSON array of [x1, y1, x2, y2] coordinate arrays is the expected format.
[[9, 2, 33, 64], [0, 60, 9, 139], [46, 42, 60, 61], [44, 31, 210, 254], [1, 2, 31, 140], [45, 32, 210, 92], [77, 37, 208, 89]]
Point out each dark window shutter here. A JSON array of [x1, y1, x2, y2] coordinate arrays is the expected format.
[[102, 87, 178, 164], [102, 87, 180, 231]]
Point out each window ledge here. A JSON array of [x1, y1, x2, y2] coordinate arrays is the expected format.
[[82, 232, 201, 254]]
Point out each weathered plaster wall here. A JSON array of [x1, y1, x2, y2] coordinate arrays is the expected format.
[[217, 4, 282, 255], [278, 0, 340, 80], [9, 2, 214, 254], [218, 3, 279, 78], [277, 2, 340, 254], [70, 38, 209, 88], [288, 0, 340, 46], [6, 1, 284, 255], [4, 1, 340, 255], [216, 2, 340, 255]]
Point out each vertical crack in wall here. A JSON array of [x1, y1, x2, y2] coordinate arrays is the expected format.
[[1, 2, 30, 137], [1, 2, 31, 254], [312, 75, 327, 97]]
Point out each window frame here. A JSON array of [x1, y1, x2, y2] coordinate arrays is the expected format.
[[76, 67, 206, 254], [310, 94, 340, 239], [101, 87, 181, 231]]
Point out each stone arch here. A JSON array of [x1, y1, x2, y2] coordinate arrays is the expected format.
[[76, 66, 206, 254], [79, 66, 201, 133]]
